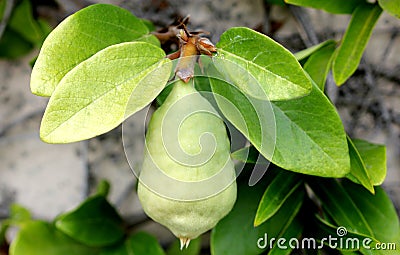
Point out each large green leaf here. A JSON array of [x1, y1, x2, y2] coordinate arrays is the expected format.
[[378, 0, 400, 18], [10, 221, 99, 255], [210, 75, 350, 177], [100, 232, 165, 255], [215, 27, 311, 101], [40, 42, 171, 143], [307, 178, 374, 238], [211, 169, 305, 255], [332, 3, 382, 85], [353, 139, 386, 185], [346, 137, 375, 194], [285, 0, 365, 14], [55, 195, 124, 247], [342, 181, 399, 244], [254, 170, 303, 226], [31, 4, 151, 96], [303, 42, 336, 91]]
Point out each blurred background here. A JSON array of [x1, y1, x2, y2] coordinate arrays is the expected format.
[[0, 0, 399, 246]]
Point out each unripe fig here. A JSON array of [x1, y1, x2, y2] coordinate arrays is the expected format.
[[138, 79, 237, 249]]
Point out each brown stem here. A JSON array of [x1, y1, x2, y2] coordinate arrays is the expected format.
[[175, 37, 199, 83]]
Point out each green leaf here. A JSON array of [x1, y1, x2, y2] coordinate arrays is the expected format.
[[342, 181, 399, 244], [254, 171, 303, 226], [346, 137, 375, 194], [9, 204, 31, 224], [284, 0, 366, 14], [211, 170, 305, 255], [378, 0, 400, 18], [31, 4, 151, 97], [0, 0, 5, 20], [313, 215, 380, 251], [8, 0, 45, 46], [303, 42, 336, 91], [166, 236, 201, 255], [0, 28, 33, 59], [55, 195, 124, 247], [215, 27, 311, 101], [294, 40, 337, 61], [135, 34, 161, 47], [353, 139, 386, 185], [268, 216, 303, 255], [10, 221, 99, 255], [101, 232, 165, 255], [231, 146, 265, 164], [332, 3, 382, 85], [141, 18, 156, 32], [40, 42, 171, 143], [96, 180, 111, 197], [0, 222, 8, 247], [307, 178, 373, 236], [210, 76, 350, 177]]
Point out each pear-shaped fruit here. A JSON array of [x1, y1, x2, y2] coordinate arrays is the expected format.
[[137, 79, 237, 247]]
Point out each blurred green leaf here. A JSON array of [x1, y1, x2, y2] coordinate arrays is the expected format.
[[31, 4, 151, 96], [101, 232, 165, 255], [0, 28, 33, 58], [9, 204, 31, 224], [285, 0, 365, 14], [55, 195, 124, 247], [346, 137, 375, 194], [96, 180, 111, 197], [10, 221, 99, 255], [303, 42, 336, 91], [294, 40, 336, 61], [0, 222, 8, 247], [211, 170, 304, 255], [167, 236, 201, 255], [215, 27, 312, 101], [353, 139, 386, 185], [332, 3, 382, 85], [255, 171, 303, 226], [39, 42, 171, 143], [8, 0, 45, 46], [141, 18, 156, 31], [378, 0, 400, 18]]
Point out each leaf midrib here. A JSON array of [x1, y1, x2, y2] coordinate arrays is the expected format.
[[43, 58, 162, 137]]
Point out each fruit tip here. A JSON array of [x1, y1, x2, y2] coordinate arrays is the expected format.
[[179, 237, 191, 250]]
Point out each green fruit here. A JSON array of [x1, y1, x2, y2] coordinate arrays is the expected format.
[[137, 79, 237, 248]]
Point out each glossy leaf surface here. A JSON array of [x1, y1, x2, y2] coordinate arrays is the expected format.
[[31, 4, 151, 96], [333, 3, 382, 85], [40, 42, 171, 143]]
